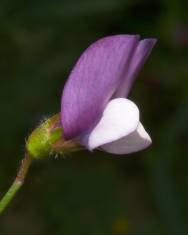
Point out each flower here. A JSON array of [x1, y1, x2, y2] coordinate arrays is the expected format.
[[61, 35, 157, 154], [0, 35, 156, 215]]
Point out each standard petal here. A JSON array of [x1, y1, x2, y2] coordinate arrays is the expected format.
[[87, 98, 139, 150], [101, 122, 152, 154], [114, 38, 157, 98], [61, 35, 139, 139]]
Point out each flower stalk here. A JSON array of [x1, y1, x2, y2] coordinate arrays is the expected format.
[[0, 152, 32, 214], [0, 114, 81, 215]]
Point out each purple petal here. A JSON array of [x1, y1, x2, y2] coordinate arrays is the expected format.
[[114, 38, 157, 98], [61, 35, 139, 139]]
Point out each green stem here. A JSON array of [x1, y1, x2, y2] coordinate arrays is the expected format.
[[0, 181, 22, 214], [0, 152, 32, 214]]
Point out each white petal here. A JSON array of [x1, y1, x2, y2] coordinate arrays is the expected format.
[[101, 122, 152, 154], [88, 98, 139, 150]]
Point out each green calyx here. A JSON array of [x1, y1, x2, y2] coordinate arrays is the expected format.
[[26, 114, 63, 159], [26, 114, 82, 159]]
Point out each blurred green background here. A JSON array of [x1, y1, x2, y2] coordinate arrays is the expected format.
[[0, 0, 188, 234]]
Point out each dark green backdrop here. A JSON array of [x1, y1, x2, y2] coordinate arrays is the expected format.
[[0, 0, 188, 234]]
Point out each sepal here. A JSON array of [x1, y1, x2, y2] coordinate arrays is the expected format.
[[26, 114, 81, 159]]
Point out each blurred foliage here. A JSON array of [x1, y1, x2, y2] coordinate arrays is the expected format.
[[0, 0, 188, 234]]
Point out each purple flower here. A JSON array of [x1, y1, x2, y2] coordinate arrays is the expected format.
[[61, 35, 157, 154]]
